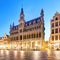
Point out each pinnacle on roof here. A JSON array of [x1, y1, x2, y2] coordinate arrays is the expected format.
[[20, 8, 24, 15]]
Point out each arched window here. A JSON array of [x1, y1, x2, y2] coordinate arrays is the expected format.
[[52, 36, 54, 41], [20, 35, 22, 40], [39, 33, 41, 37], [55, 17, 58, 20]]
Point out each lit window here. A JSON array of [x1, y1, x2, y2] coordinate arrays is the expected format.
[[51, 23, 54, 27], [55, 35, 58, 40], [55, 28, 58, 33], [55, 22, 58, 27], [51, 29, 54, 34], [52, 36, 54, 41]]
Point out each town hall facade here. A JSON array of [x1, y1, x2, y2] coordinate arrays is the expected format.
[[10, 8, 45, 50]]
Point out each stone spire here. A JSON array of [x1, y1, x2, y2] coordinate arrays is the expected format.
[[20, 8, 24, 19], [40, 9, 44, 23], [20, 8, 24, 15], [19, 8, 25, 24], [40, 9, 44, 18], [40, 9, 45, 40]]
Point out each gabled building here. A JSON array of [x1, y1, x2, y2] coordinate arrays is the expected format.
[[0, 33, 10, 49], [0, 33, 10, 41], [50, 12, 60, 50]]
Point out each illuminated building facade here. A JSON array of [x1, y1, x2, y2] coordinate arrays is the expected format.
[[10, 8, 45, 50], [50, 12, 60, 50], [0, 33, 10, 49]]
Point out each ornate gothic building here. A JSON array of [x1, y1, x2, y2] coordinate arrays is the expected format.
[[10, 8, 45, 50]]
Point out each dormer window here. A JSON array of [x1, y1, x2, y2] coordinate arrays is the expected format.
[[29, 22, 31, 25], [37, 19, 40, 22], [55, 17, 58, 20], [33, 21, 35, 24]]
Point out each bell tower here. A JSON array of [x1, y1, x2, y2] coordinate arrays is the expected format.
[[18, 8, 25, 41], [40, 9, 44, 23], [40, 9, 45, 40], [19, 8, 25, 25]]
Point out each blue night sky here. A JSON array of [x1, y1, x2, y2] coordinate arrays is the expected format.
[[0, 0, 60, 41]]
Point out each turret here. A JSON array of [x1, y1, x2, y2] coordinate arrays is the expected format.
[[40, 9, 44, 17], [10, 24, 12, 30], [40, 9, 44, 23], [13, 22, 14, 27], [40, 9, 45, 40]]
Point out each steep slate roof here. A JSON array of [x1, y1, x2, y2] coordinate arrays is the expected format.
[[11, 17, 41, 30]]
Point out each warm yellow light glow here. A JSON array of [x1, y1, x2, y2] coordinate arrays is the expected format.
[[20, 51, 24, 58], [0, 40, 45, 50], [47, 48, 51, 56], [33, 51, 39, 60], [0, 50, 4, 55], [14, 50, 17, 57], [5, 50, 9, 55], [35, 42, 38, 46]]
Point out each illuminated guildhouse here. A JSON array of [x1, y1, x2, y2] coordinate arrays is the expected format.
[[0, 33, 10, 49], [50, 12, 60, 50], [10, 8, 45, 50]]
